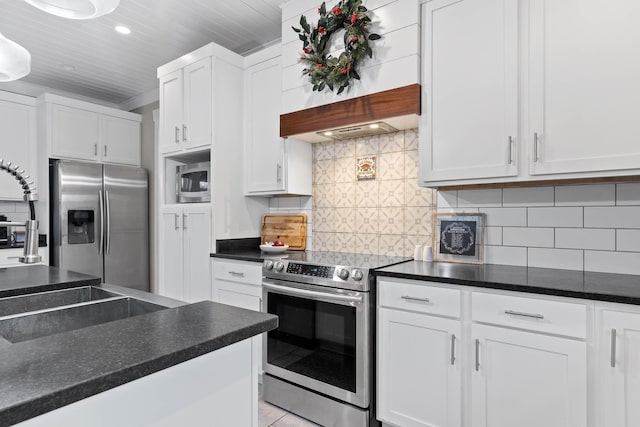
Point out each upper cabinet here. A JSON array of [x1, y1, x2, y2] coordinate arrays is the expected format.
[[158, 57, 212, 154], [244, 47, 312, 196], [0, 92, 37, 201], [38, 94, 141, 167], [280, 0, 421, 114], [420, 0, 640, 188], [420, 0, 518, 183]]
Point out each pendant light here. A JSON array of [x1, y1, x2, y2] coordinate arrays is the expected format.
[[23, 0, 120, 20], [0, 33, 31, 82]]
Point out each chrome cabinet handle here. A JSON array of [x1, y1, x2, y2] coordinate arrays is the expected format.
[[183, 213, 188, 230], [229, 271, 245, 277], [175, 126, 180, 143], [94, 144, 98, 156], [182, 124, 188, 141], [276, 163, 282, 182], [401, 295, 430, 303], [451, 334, 456, 366], [263, 282, 362, 305], [104, 145, 107, 157], [174, 213, 180, 230], [504, 310, 544, 320], [475, 339, 480, 371], [508, 136, 514, 164], [98, 190, 104, 255], [611, 328, 617, 368], [533, 132, 540, 162]]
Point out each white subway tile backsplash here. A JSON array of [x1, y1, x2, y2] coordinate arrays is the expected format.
[[528, 248, 584, 271], [616, 229, 640, 252], [585, 251, 640, 275], [458, 189, 502, 208], [616, 183, 640, 206], [482, 208, 527, 227], [528, 207, 583, 228], [555, 228, 615, 251], [555, 184, 615, 206], [503, 187, 554, 207], [437, 191, 457, 209], [503, 227, 554, 248], [484, 245, 527, 267], [585, 207, 640, 229], [484, 227, 503, 245]]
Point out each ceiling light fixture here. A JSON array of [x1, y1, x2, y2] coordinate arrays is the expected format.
[[23, 0, 120, 20], [115, 25, 131, 35], [0, 33, 31, 82]]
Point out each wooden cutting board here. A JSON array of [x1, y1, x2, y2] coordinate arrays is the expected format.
[[261, 214, 307, 251]]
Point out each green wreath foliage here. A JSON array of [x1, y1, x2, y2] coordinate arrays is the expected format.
[[292, 0, 381, 94]]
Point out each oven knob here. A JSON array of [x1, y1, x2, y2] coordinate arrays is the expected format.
[[275, 261, 285, 272], [352, 269, 364, 281], [337, 268, 349, 280], [264, 260, 274, 270]]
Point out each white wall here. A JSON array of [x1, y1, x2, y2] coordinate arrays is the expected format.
[[438, 183, 640, 275]]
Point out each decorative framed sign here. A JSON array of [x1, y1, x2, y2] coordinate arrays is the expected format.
[[433, 213, 485, 264]]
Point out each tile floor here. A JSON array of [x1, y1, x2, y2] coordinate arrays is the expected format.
[[258, 397, 320, 427]]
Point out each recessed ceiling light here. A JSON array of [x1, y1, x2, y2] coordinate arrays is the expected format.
[[115, 25, 131, 35], [369, 123, 380, 129], [323, 131, 333, 136]]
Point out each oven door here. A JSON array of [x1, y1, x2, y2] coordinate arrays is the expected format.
[[262, 278, 369, 408]]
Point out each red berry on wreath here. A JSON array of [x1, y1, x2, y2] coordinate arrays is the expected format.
[[351, 12, 358, 24], [340, 68, 348, 75], [317, 63, 323, 67], [303, 47, 312, 54], [332, 6, 341, 16], [318, 26, 326, 34], [349, 36, 359, 44]]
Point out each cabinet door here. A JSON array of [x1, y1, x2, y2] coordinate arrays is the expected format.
[[101, 115, 141, 166], [50, 104, 100, 161], [471, 324, 587, 427], [183, 57, 212, 151], [528, 0, 640, 176], [377, 308, 461, 427], [419, 0, 518, 183], [158, 70, 183, 154], [182, 205, 211, 303], [599, 310, 640, 427], [0, 100, 36, 200], [244, 57, 285, 193], [158, 206, 184, 300]]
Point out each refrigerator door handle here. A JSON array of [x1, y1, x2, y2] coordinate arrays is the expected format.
[[105, 190, 111, 255], [98, 190, 105, 255]]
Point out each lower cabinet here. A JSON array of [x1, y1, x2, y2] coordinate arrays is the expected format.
[[211, 258, 264, 378], [471, 324, 587, 427], [158, 205, 211, 302], [597, 305, 640, 427]]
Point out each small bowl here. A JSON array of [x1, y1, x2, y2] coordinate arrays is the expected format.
[[259, 244, 289, 253]]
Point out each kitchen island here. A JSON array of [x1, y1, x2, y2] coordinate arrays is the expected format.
[[0, 265, 277, 426]]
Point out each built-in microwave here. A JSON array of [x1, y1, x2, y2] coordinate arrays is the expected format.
[[176, 162, 210, 203]]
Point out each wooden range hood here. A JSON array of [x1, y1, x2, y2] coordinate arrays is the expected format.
[[280, 84, 421, 142]]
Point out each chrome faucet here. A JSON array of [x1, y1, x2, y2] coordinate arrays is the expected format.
[[0, 159, 41, 263]]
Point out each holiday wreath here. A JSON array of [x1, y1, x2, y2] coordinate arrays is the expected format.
[[292, 0, 381, 94]]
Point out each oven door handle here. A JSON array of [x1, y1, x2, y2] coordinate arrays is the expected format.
[[263, 282, 363, 304]]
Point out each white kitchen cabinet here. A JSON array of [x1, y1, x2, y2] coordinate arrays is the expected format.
[[471, 323, 587, 427], [158, 57, 212, 155], [39, 94, 141, 167], [211, 258, 264, 378], [0, 93, 37, 201], [244, 48, 312, 196], [527, 0, 640, 177], [597, 306, 640, 427], [378, 308, 461, 427], [419, 0, 518, 183], [158, 205, 211, 302]]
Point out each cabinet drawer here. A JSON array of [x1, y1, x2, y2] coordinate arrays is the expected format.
[[212, 259, 262, 285], [472, 292, 587, 338], [378, 279, 461, 318]]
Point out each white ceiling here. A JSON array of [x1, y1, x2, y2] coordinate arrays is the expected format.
[[0, 0, 284, 106]]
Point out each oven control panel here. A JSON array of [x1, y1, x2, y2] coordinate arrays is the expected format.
[[286, 263, 335, 278]]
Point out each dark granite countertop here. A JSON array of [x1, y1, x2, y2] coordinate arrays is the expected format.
[[375, 261, 640, 305], [0, 266, 278, 426], [0, 264, 101, 298]]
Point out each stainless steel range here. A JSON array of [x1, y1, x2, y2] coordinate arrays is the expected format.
[[261, 251, 411, 427]]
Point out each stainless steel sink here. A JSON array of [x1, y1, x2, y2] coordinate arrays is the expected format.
[[0, 289, 167, 345], [0, 286, 119, 317]]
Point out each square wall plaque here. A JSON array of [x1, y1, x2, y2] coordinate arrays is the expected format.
[[356, 156, 376, 180], [433, 212, 485, 264]]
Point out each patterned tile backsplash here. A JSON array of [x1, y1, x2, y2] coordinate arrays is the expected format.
[[268, 129, 437, 257]]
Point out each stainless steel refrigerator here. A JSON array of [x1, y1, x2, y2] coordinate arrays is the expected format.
[[50, 159, 149, 291]]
